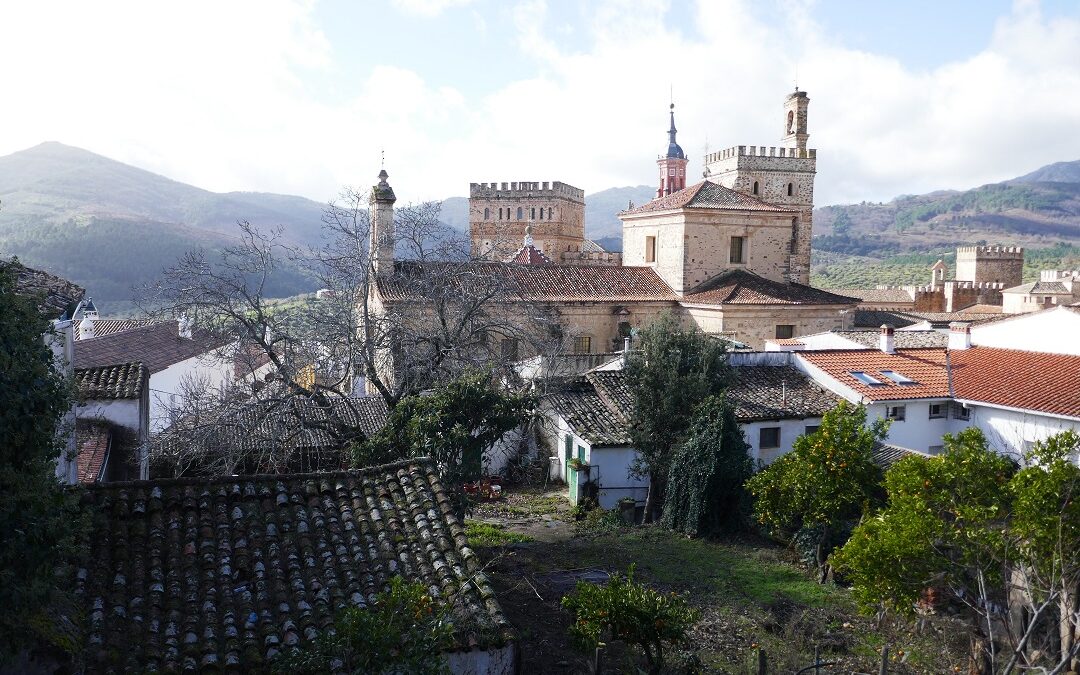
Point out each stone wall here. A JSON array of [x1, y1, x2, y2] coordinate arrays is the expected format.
[[469, 181, 586, 260], [703, 145, 815, 284], [682, 304, 852, 350], [955, 246, 1024, 287]]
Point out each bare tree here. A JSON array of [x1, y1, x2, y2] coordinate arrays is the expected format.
[[140, 180, 562, 476]]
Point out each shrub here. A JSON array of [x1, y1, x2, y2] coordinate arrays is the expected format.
[[561, 565, 700, 675]]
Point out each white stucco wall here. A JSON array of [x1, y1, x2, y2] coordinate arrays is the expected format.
[[743, 418, 824, 466], [864, 400, 955, 454], [77, 399, 141, 431], [149, 351, 234, 431], [588, 446, 649, 509], [971, 307, 1080, 355], [445, 643, 517, 675], [963, 402, 1080, 460]]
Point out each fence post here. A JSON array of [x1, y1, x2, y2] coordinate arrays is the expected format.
[[593, 646, 603, 674], [756, 648, 767, 675], [879, 645, 889, 675]]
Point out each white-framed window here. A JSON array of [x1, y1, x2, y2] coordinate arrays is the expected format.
[[886, 405, 906, 421], [669, 168, 675, 176], [928, 403, 946, 419], [759, 427, 781, 449]]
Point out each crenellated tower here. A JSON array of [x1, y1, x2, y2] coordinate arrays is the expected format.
[[703, 89, 816, 284], [656, 103, 688, 198]]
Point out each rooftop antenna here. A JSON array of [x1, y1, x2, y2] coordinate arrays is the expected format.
[[794, 63, 799, 92]]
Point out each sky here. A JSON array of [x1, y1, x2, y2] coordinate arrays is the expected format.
[[2, 0, 1080, 206]]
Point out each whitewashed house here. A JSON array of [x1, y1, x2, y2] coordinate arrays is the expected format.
[[73, 361, 150, 482]]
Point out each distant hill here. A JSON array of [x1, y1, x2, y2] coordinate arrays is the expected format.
[[0, 143, 326, 304], [813, 160, 1080, 260], [583, 185, 655, 240], [1012, 159, 1080, 184]]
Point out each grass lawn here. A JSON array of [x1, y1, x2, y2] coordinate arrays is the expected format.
[[483, 516, 967, 673]]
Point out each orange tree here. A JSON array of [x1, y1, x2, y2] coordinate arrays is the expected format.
[[747, 401, 887, 582], [561, 565, 699, 674]]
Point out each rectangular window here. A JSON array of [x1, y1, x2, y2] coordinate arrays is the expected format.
[[950, 402, 970, 420], [805, 425, 820, 436], [886, 405, 906, 421], [500, 337, 519, 361], [564, 435, 572, 461], [928, 403, 946, 419], [729, 236, 746, 264], [850, 371, 885, 386], [928, 445, 944, 455], [645, 236, 656, 263], [759, 427, 781, 449], [573, 336, 592, 354], [881, 370, 918, 385], [775, 325, 795, 340]]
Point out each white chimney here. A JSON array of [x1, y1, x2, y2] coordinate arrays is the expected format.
[[78, 316, 96, 340], [879, 324, 895, 354], [948, 322, 972, 350], [178, 314, 193, 339], [622, 336, 631, 366]]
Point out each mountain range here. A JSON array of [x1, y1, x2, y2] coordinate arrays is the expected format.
[[2, 142, 1078, 305]]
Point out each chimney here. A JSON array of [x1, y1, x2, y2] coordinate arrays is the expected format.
[[879, 324, 895, 354], [369, 168, 397, 277], [79, 316, 96, 340], [178, 313, 193, 339], [622, 336, 631, 366], [948, 322, 972, 350]]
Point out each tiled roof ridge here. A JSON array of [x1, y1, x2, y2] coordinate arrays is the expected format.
[[77, 456, 434, 492], [584, 371, 632, 424]]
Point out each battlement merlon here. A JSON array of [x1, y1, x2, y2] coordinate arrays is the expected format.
[[469, 181, 585, 202], [955, 245, 1024, 258], [704, 145, 817, 175]]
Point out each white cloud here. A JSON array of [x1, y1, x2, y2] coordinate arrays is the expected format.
[[1, 0, 1077, 209], [391, 0, 475, 18]]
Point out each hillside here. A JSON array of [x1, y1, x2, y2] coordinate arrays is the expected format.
[[0, 143, 327, 304]]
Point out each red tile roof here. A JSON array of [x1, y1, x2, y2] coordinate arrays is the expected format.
[[952, 347, 1080, 419], [507, 243, 553, 265], [379, 261, 678, 303], [797, 349, 950, 401], [621, 181, 795, 215], [75, 362, 147, 400], [76, 420, 111, 484], [682, 269, 859, 306], [75, 321, 227, 373]]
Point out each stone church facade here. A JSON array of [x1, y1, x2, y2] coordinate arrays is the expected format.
[[371, 89, 855, 368]]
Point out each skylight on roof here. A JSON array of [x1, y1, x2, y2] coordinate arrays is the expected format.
[[880, 370, 918, 385], [849, 371, 884, 386]]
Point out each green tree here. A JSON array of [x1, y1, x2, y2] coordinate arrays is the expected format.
[[625, 312, 730, 522], [0, 264, 83, 662], [1009, 431, 1080, 671], [274, 575, 453, 674], [662, 395, 752, 537], [561, 565, 700, 675], [831, 428, 1014, 674], [356, 369, 533, 514], [747, 401, 887, 582]]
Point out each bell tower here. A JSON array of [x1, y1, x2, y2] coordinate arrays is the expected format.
[[656, 103, 688, 198], [782, 89, 809, 152]]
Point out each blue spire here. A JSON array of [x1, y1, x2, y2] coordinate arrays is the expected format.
[[665, 103, 685, 160]]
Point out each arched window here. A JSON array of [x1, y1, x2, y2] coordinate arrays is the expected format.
[[539, 207, 544, 219], [484, 207, 490, 220], [549, 208, 554, 220], [787, 110, 795, 133], [752, 181, 759, 195], [531, 207, 536, 219], [498, 208, 503, 220], [517, 207, 523, 219], [787, 182, 793, 196]]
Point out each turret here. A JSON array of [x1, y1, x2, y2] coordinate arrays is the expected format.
[[369, 169, 396, 277], [656, 103, 689, 198], [782, 89, 809, 152]]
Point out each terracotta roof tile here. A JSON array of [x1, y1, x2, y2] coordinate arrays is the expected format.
[[797, 349, 950, 401], [2, 258, 85, 318], [379, 261, 677, 303], [548, 378, 630, 446], [75, 362, 147, 400], [75, 321, 227, 373], [621, 181, 795, 215], [507, 243, 553, 265], [682, 269, 859, 306], [73, 318, 156, 340], [74, 459, 514, 671], [726, 365, 840, 421], [76, 421, 111, 484], [952, 347, 1080, 419]]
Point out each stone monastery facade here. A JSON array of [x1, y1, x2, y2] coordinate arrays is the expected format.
[[374, 89, 856, 357]]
